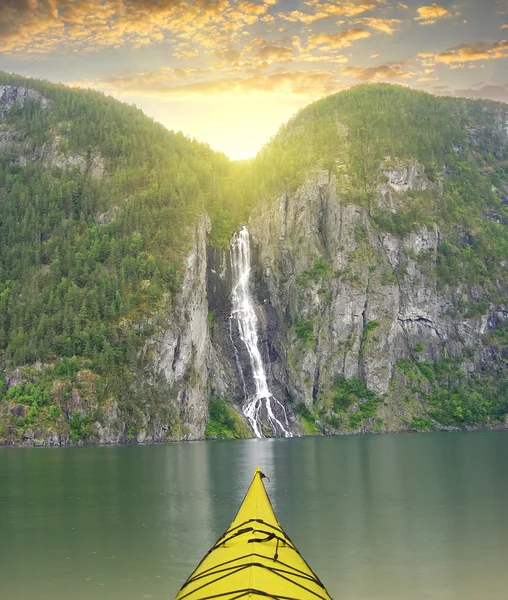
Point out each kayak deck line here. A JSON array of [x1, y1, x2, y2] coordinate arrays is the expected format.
[[174, 469, 333, 600]]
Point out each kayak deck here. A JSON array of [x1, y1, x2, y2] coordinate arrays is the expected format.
[[175, 468, 332, 600]]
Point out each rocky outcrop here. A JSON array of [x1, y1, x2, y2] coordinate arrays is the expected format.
[[130, 215, 211, 441], [240, 166, 506, 432], [0, 127, 105, 177], [0, 85, 51, 117], [39, 139, 105, 176], [381, 157, 430, 194], [1, 82, 507, 445], [139, 215, 239, 442], [0, 85, 104, 178], [1, 216, 230, 446]]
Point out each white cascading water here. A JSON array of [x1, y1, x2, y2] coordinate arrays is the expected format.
[[229, 226, 292, 438]]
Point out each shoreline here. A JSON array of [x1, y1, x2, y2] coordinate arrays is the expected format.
[[1, 422, 507, 449]]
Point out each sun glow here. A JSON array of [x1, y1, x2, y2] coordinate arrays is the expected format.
[[132, 96, 310, 160]]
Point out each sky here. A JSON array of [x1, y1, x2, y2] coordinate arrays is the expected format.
[[1, 0, 508, 160]]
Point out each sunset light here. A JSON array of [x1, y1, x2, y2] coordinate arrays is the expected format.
[[1, 4, 508, 598], [1, 0, 507, 158]]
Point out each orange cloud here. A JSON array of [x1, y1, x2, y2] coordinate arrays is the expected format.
[[0, 0, 270, 55], [414, 3, 450, 25], [343, 61, 415, 81], [173, 48, 200, 59], [417, 51, 436, 67], [355, 17, 402, 34], [279, 1, 381, 24], [279, 10, 331, 24], [308, 28, 371, 50], [72, 67, 340, 99], [298, 54, 349, 64], [434, 40, 508, 63], [255, 45, 293, 62]]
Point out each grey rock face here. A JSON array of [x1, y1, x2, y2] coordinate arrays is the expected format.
[[240, 167, 506, 432], [381, 158, 430, 193], [0, 85, 51, 117], [0, 85, 104, 178], [36, 138, 105, 176], [377, 158, 434, 213], [147, 215, 213, 440], [1, 84, 506, 443]]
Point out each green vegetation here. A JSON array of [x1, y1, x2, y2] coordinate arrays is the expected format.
[[312, 258, 332, 276], [395, 356, 508, 427], [254, 84, 508, 306], [484, 320, 508, 347], [68, 410, 93, 442], [204, 397, 251, 439], [0, 359, 104, 442], [1, 76, 508, 441], [296, 258, 333, 287], [255, 84, 470, 197], [331, 375, 375, 411], [0, 73, 253, 441], [347, 399, 381, 429], [294, 402, 322, 435], [371, 200, 434, 238], [330, 375, 380, 423], [360, 320, 380, 356], [294, 318, 314, 343], [289, 375, 385, 433], [409, 417, 436, 432]]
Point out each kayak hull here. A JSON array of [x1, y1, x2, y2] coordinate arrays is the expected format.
[[175, 468, 332, 600]]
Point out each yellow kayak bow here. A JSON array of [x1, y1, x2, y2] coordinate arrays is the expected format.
[[175, 467, 332, 599]]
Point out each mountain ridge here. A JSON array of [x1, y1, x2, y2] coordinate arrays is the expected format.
[[0, 74, 507, 445]]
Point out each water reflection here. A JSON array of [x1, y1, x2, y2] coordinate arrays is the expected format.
[[1, 431, 508, 600]]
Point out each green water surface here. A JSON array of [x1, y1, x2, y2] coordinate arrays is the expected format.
[[1, 431, 507, 599]]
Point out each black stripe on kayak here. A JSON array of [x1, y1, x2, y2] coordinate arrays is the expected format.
[[217, 519, 290, 543], [182, 553, 326, 588], [176, 561, 330, 600], [176, 518, 331, 599], [183, 589, 325, 600], [216, 520, 329, 592], [183, 528, 324, 588], [214, 529, 296, 554]]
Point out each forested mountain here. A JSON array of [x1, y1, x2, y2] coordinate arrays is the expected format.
[[0, 72, 250, 444], [246, 85, 508, 434], [257, 84, 508, 300], [0, 75, 507, 445]]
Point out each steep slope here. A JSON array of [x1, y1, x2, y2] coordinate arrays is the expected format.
[[237, 85, 508, 433], [0, 73, 247, 445], [1, 79, 507, 445]]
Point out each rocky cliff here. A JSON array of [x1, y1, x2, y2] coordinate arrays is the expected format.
[[1, 79, 507, 445], [0, 84, 104, 175], [243, 165, 507, 433], [204, 86, 508, 436]]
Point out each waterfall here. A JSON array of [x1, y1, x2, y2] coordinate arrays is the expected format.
[[229, 226, 292, 438]]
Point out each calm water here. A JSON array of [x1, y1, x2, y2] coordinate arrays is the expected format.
[[1, 431, 508, 599]]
